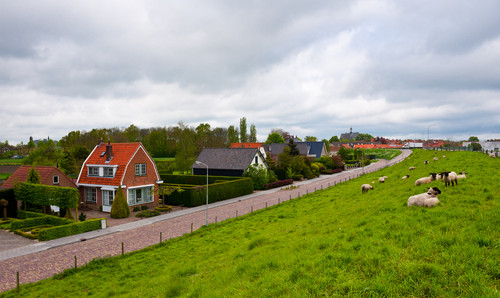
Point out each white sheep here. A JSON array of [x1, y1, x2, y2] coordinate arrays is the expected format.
[[361, 184, 374, 193], [489, 153, 496, 158], [414, 173, 438, 186], [457, 171, 467, 179], [378, 176, 389, 183], [442, 155, 446, 158], [433, 157, 438, 161], [440, 171, 458, 186], [402, 175, 410, 180], [408, 187, 441, 207], [409, 166, 416, 171]]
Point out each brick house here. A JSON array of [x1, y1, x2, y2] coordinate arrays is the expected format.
[[1, 165, 77, 190], [76, 142, 162, 212]]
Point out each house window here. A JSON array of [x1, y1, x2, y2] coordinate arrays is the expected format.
[[53, 175, 59, 184], [102, 190, 114, 206], [254, 156, 258, 164], [127, 186, 153, 205], [103, 167, 114, 178], [85, 188, 97, 203], [135, 163, 146, 176], [88, 167, 99, 177]]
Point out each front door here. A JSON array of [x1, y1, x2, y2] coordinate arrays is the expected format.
[[102, 190, 115, 212]]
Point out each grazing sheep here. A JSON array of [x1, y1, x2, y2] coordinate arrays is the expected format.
[[457, 171, 467, 179], [414, 173, 438, 186], [361, 184, 374, 193], [402, 175, 410, 180], [442, 155, 446, 158], [379, 177, 386, 183], [408, 187, 441, 207], [489, 153, 496, 158], [409, 166, 416, 171], [440, 171, 458, 186], [424, 160, 429, 165], [433, 157, 438, 161]]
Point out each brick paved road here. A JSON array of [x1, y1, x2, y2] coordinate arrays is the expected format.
[[0, 150, 411, 292]]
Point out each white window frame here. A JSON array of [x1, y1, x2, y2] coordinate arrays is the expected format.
[[85, 188, 97, 203], [103, 167, 114, 178], [53, 175, 59, 185], [127, 186, 153, 206], [102, 190, 115, 206], [135, 163, 147, 176], [88, 167, 99, 177]]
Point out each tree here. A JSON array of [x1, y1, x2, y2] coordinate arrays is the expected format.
[[110, 185, 130, 218], [227, 125, 239, 143], [277, 146, 292, 170], [249, 124, 257, 142], [143, 128, 168, 157], [355, 133, 374, 142], [195, 123, 211, 153], [27, 166, 41, 184], [239, 117, 248, 143], [60, 149, 77, 178], [287, 139, 300, 156], [468, 142, 482, 152], [468, 136, 479, 142], [265, 132, 285, 144], [243, 164, 270, 190], [338, 146, 351, 161], [271, 128, 290, 141], [305, 136, 317, 142], [124, 124, 141, 142], [322, 139, 330, 153], [329, 136, 340, 143], [174, 122, 196, 174]]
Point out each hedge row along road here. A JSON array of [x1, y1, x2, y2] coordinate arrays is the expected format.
[[0, 150, 411, 292]]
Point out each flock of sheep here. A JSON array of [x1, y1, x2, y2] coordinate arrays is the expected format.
[[361, 153, 468, 208]]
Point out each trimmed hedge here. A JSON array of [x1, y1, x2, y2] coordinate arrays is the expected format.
[[14, 182, 79, 209], [160, 174, 253, 207], [17, 210, 46, 219], [38, 218, 106, 241], [263, 179, 294, 190], [10, 214, 73, 231]]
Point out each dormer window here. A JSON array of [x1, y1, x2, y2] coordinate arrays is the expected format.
[[103, 167, 115, 178], [88, 167, 99, 177], [53, 175, 59, 184]]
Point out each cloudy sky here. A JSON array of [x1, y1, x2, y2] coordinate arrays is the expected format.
[[1, 0, 499, 145]]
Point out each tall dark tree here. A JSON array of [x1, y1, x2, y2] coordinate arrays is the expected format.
[[227, 125, 239, 143], [239, 117, 248, 143], [249, 124, 257, 142], [27, 166, 41, 184], [174, 122, 196, 174], [60, 149, 77, 178], [287, 139, 300, 156], [143, 128, 168, 157], [124, 124, 141, 142]]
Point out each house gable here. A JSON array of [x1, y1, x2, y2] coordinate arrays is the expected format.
[[1, 166, 76, 189]]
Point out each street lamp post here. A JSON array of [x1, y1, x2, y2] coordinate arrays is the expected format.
[[195, 161, 209, 226]]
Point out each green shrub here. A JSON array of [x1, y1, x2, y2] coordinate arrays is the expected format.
[[110, 186, 130, 219], [78, 212, 87, 222], [292, 174, 304, 181], [132, 207, 140, 212], [155, 206, 172, 212], [141, 205, 149, 210], [17, 210, 46, 219], [135, 210, 161, 218], [38, 218, 106, 241], [10, 214, 73, 231], [14, 182, 79, 210]]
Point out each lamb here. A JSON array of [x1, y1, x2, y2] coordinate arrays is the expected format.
[[402, 175, 410, 180], [414, 173, 438, 186], [457, 171, 467, 179], [378, 176, 389, 183], [361, 184, 374, 193], [408, 187, 441, 207], [433, 157, 438, 161], [440, 171, 458, 186], [409, 166, 416, 171], [424, 160, 429, 165]]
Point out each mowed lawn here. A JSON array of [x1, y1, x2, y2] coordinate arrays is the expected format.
[[4, 150, 499, 297]]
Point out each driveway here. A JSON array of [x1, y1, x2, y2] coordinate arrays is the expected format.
[[0, 230, 36, 252]]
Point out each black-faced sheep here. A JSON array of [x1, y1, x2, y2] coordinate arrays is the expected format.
[[379, 176, 389, 183], [361, 184, 373, 193], [402, 175, 410, 180], [440, 171, 458, 186], [457, 171, 467, 179], [424, 160, 429, 165], [414, 173, 438, 186], [409, 166, 416, 171], [408, 187, 441, 207]]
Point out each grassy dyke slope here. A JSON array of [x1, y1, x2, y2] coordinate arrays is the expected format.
[[4, 150, 499, 297]]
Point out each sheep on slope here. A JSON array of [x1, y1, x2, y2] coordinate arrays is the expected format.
[[409, 166, 416, 171], [415, 173, 438, 186], [408, 187, 441, 207], [457, 171, 467, 179], [489, 153, 496, 158], [433, 157, 439, 161], [440, 171, 458, 186], [379, 176, 389, 183], [402, 175, 410, 180], [424, 160, 429, 165], [361, 184, 374, 193]]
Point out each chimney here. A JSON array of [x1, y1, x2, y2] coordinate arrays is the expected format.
[[106, 141, 113, 162]]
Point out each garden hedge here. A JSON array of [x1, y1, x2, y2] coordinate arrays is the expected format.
[[263, 179, 294, 190], [17, 210, 46, 219], [10, 214, 73, 231], [159, 174, 253, 207], [38, 218, 106, 241], [14, 182, 79, 209]]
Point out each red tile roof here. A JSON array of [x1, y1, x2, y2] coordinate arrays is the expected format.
[[230, 143, 263, 149], [77, 142, 146, 186], [1, 166, 76, 189]]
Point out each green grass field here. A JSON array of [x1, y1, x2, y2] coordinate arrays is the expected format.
[[0, 158, 24, 165], [4, 150, 499, 297]]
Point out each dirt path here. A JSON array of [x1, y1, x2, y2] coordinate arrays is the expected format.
[[0, 150, 411, 293]]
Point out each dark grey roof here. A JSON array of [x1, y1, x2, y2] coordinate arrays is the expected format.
[[192, 148, 262, 170], [304, 142, 327, 158], [266, 143, 309, 156]]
